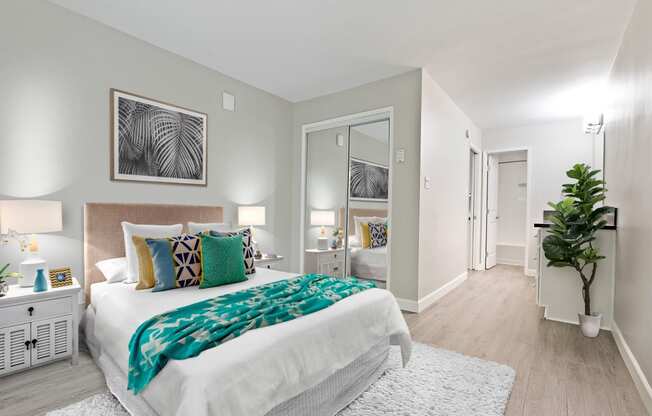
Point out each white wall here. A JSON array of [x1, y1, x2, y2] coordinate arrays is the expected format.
[[0, 0, 294, 284], [418, 70, 482, 299], [483, 119, 595, 273], [293, 70, 422, 301], [606, 0, 652, 407]]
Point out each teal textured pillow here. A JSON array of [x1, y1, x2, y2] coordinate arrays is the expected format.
[[200, 234, 247, 289]]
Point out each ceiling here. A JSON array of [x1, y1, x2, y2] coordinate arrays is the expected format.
[[49, 0, 635, 129]]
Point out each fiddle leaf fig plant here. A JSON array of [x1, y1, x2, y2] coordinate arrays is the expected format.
[[542, 164, 609, 316]]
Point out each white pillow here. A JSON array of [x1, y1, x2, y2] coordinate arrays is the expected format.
[[95, 257, 127, 283], [348, 235, 362, 248], [353, 216, 385, 239], [187, 222, 231, 234], [121, 222, 183, 283]]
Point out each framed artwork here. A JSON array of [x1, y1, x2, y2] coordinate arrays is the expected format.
[[111, 89, 207, 186], [349, 158, 389, 202], [49, 267, 73, 288]]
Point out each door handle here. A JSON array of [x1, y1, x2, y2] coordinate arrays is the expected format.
[[27, 307, 34, 316], [24, 340, 30, 350], [31, 339, 38, 348]]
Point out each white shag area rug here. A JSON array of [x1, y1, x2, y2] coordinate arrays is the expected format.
[[47, 343, 515, 416]]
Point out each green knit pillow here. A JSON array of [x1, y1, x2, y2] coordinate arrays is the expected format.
[[200, 234, 247, 289]]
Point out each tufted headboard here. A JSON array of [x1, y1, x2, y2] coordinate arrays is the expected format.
[[83, 202, 223, 303]]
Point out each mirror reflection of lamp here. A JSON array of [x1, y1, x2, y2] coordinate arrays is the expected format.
[[238, 206, 265, 259], [310, 210, 335, 250], [0, 200, 63, 287]]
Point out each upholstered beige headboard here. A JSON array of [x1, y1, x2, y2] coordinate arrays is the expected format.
[[83, 202, 223, 303], [339, 207, 388, 236]]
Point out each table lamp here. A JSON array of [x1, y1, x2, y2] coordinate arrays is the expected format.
[[310, 210, 335, 250], [0, 200, 62, 287], [238, 206, 265, 258]]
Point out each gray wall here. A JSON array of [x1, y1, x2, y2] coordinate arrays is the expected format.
[[293, 71, 422, 301], [0, 0, 294, 284], [606, 0, 652, 396]]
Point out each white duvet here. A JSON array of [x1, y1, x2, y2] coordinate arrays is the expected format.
[[88, 268, 410, 416]]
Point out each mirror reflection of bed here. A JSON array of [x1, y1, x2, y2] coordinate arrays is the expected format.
[[341, 208, 388, 288], [303, 117, 390, 289]]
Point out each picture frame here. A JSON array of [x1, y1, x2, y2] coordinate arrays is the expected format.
[[349, 157, 389, 202], [110, 89, 208, 186], [49, 267, 73, 288]]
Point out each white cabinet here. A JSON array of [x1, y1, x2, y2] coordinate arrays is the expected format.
[[0, 280, 80, 377], [304, 249, 349, 278], [0, 324, 31, 375]]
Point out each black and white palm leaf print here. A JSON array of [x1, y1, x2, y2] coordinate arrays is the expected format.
[[118, 96, 204, 180], [350, 159, 389, 200]]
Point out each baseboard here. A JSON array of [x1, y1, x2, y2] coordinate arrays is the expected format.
[[543, 308, 612, 330], [525, 268, 537, 277], [416, 271, 468, 313], [612, 321, 652, 414], [497, 258, 524, 266], [395, 271, 468, 313], [395, 297, 418, 313]]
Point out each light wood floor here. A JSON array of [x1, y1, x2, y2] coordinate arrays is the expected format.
[[405, 265, 647, 416], [0, 265, 646, 416]]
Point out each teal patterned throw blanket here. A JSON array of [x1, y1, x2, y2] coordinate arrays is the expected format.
[[128, 274, 375, 393]]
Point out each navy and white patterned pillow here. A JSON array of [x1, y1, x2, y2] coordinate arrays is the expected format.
[[368, 223, 388, 248], [168, 234, 202, 287], [210, 228, 256, 274]]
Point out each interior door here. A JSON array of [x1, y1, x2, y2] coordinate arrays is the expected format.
[[467, 150, 475, 269], [485, 154, 499, 269]]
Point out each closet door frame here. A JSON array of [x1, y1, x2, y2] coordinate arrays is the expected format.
[[300, 107, 394, 290]]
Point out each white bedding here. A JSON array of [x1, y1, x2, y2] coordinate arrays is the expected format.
[[88, 268, 410, 416], [350, 246, 387, 282]]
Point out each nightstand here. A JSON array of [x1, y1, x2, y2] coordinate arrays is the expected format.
[[304, 248, 349, 278], [0, 278, 81, 377], [255, 255, 286, 271]]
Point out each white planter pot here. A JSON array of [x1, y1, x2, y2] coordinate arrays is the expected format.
[[578, 313, 602, 338]]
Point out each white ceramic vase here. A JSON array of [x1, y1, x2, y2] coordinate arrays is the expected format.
[[578, 313, 602, 338]]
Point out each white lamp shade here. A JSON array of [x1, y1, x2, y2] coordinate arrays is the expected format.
[[0, 200, 62, 234], [310, 210, 335, 226], [238, 206, 266, 226]]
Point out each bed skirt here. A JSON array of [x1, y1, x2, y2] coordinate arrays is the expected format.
[[83, 305, 389, 416]]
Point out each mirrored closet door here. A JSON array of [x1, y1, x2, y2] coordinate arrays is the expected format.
[[303, 118, 390, 288]]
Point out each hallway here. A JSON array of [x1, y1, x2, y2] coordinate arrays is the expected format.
[[405, 265, 646, 416]]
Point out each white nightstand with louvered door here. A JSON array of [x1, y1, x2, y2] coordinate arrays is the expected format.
[[0, 279, 81, 377]]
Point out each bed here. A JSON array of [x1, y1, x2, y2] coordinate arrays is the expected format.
[[340, 208, 388, 287], [82, 203, 410, 416]]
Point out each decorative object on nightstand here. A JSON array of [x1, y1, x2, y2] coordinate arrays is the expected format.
[[0, 264, 20, 297], [33, 269, 48, 293], [0, 277, 81, 376], [310, 210, 335, 250], [49, 267, 73, 288], [0, 200, 63, 287], [304, 247, 349, 278], [254, 254, 285, 271], [238, 206, 266, 259]]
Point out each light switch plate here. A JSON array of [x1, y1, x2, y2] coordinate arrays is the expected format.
[[222, 91, 235, 111], [396, 148, 405, 163], [336, 133, 344, 147], [424, 176, 432, 190]]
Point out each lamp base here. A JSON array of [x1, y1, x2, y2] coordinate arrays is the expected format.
[[19, 258, 48, 287], [317, 237, 329, 250]]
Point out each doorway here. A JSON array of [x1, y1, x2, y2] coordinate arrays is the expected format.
[[484, 150, 529, 272], [467, 147, 481, 270]]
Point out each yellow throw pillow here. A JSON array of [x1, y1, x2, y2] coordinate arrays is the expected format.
[[132, 236, 155, 290], [360, 222, 372, 249]]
